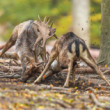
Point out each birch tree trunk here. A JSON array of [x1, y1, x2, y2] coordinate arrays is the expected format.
[[98, 0, 110, 66], [72, 0, 90, 46]]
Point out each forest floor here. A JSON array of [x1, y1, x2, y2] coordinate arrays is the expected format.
[[0, 58, 110, 110], [0, 42, 110, 110]]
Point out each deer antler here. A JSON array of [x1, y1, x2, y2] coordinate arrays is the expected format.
[[38, 15, 41, 22], [46, 18, 50, 24], [43, 16, 47, 23], [53, 34, 58, 39], [50, 22, 53, 28]]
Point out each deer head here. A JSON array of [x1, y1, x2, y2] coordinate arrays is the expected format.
[[33, 16, 57, 50]]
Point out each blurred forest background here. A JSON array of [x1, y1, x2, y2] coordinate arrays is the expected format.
[[0, 0, 101, 48]]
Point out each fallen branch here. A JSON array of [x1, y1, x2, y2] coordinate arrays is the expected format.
[[62, 67, 110, 74], [86, 87, 110, 94], [37, 97, 71, 108], [0, 84, 74, 92], [89, 93, 110, 109], [0, 65, 22, 72], [0, 73, 20, 79]]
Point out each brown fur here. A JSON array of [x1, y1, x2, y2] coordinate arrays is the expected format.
[[34, 32, 110, 87], [0, 17, 56, 81]]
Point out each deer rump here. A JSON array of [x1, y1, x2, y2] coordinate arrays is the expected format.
[[52, 32, 87, 69]]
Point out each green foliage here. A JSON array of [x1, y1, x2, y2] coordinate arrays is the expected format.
[[54, 15, 72, 37], [90, 0, 101, 47], [90, 22, 101, 47], [0, 0, 101, 47], [0, 0, 71, 24]]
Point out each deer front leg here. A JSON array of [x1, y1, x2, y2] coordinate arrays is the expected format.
[[34, 51, 57, 84], [64, 58, 75, 88], [42, 60, 61, 80], [0, 36, 16, 57], [34, 58, 54, 83], [42, 70, 54, 81]]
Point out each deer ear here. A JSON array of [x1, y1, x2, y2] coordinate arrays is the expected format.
[[48, 28, 56, 38]]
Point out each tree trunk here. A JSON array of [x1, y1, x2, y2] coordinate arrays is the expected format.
[[72, 0, 90, 47], [98, 0, 110, 66]]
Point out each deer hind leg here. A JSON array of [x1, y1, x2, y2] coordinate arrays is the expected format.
[[81, 53, 110, 86], [34, 50, 58, 84], [64, 57, 76, 88], [0, 35, 17, 57], [72, 62, 77, 85]]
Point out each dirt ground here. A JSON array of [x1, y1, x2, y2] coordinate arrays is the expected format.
[[0, 58, 110, 110], [0, 42, 110, 110]]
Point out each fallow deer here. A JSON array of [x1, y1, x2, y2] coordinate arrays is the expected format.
[[0, 16, 56, 81], [34, 32, 110, 87]]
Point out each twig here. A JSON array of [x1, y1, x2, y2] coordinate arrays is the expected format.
[[61, 67, 110, 74], [103, 70, 110, 75], [0, 73, 21, 79], [97, 59, 105, 65]]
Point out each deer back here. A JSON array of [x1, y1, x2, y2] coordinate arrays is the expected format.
[[52, 32, 86, 68]]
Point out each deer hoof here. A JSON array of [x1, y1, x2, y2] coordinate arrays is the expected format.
[[63, 83, 69, 88], [34, 78, 41, 84]]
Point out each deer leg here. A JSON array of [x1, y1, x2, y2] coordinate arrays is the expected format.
[[81, 57, 110, 86], [64, 58, 75, 88], [72, 62, 77, 85], [0, 35, 17, 57], [34, 51, 58, 84], [42, 70, 54, 81], [20, 57, 26, 81], [27, 57, 35, 72], [42, 60, 61, 80]]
